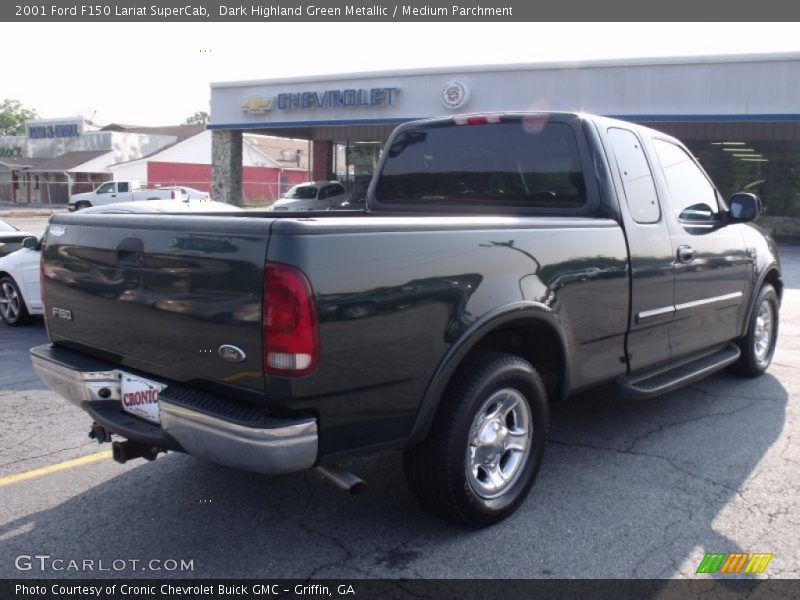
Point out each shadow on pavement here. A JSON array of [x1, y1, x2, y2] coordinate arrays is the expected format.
[[0, 367, 787, 579]]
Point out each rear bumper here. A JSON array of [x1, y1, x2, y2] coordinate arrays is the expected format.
[[29, 344, 318, 475]]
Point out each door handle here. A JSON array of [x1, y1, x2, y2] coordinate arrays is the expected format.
[[677, 245, 695, 263]]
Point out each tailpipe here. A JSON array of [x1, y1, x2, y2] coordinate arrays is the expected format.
[[112, 440, 161, 464], [315, 465, 366, 494]]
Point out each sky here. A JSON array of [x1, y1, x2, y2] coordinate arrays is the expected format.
[[2, 22, 799, 126]]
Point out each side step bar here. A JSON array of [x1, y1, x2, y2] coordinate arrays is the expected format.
[[616, 343, 741, 400]]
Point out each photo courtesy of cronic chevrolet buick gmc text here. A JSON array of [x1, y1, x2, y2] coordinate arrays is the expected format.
[[30, 113, 781, 527]]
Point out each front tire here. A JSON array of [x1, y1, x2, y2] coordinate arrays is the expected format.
[[74, 201, 91, 211], [0, 276, 31, 326], [403, 352, 548, 527], [734, 283, 779, 377]]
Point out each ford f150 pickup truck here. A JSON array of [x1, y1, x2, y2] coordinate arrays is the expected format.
[[31, 113, 782, 526], [68, 180, 179, 211]]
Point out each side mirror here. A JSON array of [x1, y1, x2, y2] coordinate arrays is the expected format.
[[22, 236, 40, 250], [728, 193, 760, 223]]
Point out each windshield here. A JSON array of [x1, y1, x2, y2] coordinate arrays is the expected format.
[[375, 119, 586, 209], [0, 220, 19, 232], [283, 185, 318, 200]]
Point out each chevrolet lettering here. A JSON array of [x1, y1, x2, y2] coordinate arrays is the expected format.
[[31, 113, 781, 527]]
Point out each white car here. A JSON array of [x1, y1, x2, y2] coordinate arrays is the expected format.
[[0, 200, 243, 326], [0, 235, 42, 325], [79, 199, 243, 214], [268, 181, 349, 211], [161, 186, 211, 200]]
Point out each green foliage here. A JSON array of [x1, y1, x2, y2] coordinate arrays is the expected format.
[[184, 111, 209, 125], [0, 98, 39, 136]]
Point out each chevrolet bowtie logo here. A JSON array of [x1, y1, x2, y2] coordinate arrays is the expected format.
[[240, 95, 273, 114]]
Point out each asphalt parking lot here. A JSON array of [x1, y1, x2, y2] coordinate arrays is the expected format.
[[1, 214, 798, 579]]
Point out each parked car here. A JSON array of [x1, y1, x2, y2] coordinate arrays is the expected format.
[[0, 218, 35, 257], [268, 181, 348, 211], [161, 186, 211, 200], [31, 113, 781, 526], [78, 199, 243, 214], [0, 235, 42, 325], [68, 180, 179, 211], [0, 201, 243, 326]]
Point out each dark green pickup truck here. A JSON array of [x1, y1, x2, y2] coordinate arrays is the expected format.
[[31, 113, 781, 526]]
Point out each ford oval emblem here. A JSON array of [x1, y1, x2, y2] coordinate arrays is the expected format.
[[218, 345, 247, 363]]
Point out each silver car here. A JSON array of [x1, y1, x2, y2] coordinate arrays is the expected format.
[[268, 181, 349, 211]]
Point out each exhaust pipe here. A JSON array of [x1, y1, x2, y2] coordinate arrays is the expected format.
[[112, 440, 161, 464], [315, 465, 366, 494]]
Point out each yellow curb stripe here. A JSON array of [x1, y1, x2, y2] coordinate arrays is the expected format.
[[0, 450, 112, 487]]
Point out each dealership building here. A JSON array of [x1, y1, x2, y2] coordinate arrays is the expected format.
[[208, 52, 800, 216]]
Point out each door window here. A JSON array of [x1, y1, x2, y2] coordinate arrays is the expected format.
[[608, 128, 660, 223], [652, 139, 719, 222], [118, 182, 129, 193]]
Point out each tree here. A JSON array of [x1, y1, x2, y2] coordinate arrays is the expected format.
[[184, 111, 209, 125], [0, 99, 39, 136]]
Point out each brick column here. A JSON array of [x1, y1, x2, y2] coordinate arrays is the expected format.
[[311, 140, 333, 181], [211, 130, 243, 207]]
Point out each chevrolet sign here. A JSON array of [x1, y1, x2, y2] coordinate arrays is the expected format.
[[240, 95, 274, 114]]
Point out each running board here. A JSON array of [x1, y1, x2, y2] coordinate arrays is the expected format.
[[616, 343, 740, 400]]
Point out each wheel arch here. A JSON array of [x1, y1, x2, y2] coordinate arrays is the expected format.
[[740, 263, 782, 338], [407, 302, 570, 446]]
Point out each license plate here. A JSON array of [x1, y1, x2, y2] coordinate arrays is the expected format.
[[120, 373, 164, 424]]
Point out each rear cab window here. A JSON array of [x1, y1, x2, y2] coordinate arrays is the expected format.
[[372, 116, 597, 214], [607, 128, 660, 224]]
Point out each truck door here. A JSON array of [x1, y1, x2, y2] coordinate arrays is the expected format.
[[649, 138, 749, 359], [117, 181, 131, 200], [604, 127, 675, 372]]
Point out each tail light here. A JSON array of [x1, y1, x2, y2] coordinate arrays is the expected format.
[[263, 262, 319, 376], [453, 114, 502, 126]]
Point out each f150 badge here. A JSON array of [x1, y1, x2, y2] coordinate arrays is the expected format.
[[51, 307, 72, 321], [218, 345, 246, 363]]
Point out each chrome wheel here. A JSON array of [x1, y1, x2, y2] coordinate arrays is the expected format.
[[753, 299, 774, 366], [466, 388, 532, 500], [0, 280, 21, 322]]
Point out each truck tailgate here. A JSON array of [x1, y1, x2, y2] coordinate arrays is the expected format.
[[42, 213, 271, 397]]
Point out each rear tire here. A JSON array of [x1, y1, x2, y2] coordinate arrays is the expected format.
[[403, 352, 548, 527], [734, 284, 779, 377], [0, 276, 31, 326]]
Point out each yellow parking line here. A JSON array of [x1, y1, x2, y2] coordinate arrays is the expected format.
[[0, 450, 112, 487]]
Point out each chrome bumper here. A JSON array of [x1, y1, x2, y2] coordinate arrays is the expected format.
[[30, 344, 318, 475]]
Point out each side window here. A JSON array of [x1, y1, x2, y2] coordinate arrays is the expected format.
[[96, 182, 113, 194], [117, 182, 129, 193], [607, 128, 660, 224], [331, 184, 345, 196], [652, 139, 719, 222]]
